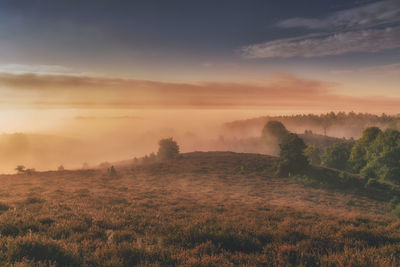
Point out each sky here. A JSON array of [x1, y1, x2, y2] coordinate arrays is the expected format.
[[0, 0, 400, 132]]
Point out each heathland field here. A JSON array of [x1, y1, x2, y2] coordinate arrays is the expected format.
[[0, 152, 399, 266]]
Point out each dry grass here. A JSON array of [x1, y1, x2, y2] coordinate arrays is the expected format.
[[0, 151, 399, 266]]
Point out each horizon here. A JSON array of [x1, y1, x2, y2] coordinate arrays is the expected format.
[[2, 2, 400, 265], [0, 0, 400, 170]]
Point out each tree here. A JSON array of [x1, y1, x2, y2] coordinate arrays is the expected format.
[[348, 127, 381, 173], [304, 145, 321, 165], [157, 138, 180, 160], [322, 142, 353, 170], [57, 165, 65, 171], [15, 165, 26, 174], [261, 121, 289, 140], [359, 129, 400, 183], [25, 168, 36, 176], [277, 133, 309, 177], [108, 165, 118, 178], [261, 121, 290, 155]]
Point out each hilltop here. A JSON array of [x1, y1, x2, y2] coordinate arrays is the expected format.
[[0, 151, 398, 266]]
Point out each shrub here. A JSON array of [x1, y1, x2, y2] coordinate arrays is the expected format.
[[157, 138, 180, 160], [7, 235, 78, 266], [0, 202, 10, 212]]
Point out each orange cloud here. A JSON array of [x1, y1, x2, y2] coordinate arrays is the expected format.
[[0, 72, 399, 113]]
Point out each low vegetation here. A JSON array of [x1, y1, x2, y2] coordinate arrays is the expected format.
[[0, 151, 399, 266]]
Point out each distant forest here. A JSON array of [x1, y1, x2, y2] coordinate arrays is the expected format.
[[224, 112, 400, 139]]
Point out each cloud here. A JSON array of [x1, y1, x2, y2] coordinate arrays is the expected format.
[[1, 72, 400, 113], [0, 72, 332, 108], [242, 26, 400, 58], [243, 0, 400, 58], [0, 64, 73, 75], [331, 63, 400, 77], [278, 0, 400, 30]]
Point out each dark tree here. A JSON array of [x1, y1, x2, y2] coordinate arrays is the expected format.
[[157, 138, 180, 160], [15, 165, 26, 174], [261, 121, 289, 140], [322, 142, 353, 170], [108, 165, 118, 178], [25, 168, 36, 176], [261, 121, 290, 155], [277, 133, 309, 177]]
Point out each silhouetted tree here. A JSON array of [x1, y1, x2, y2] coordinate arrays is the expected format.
[[25, 168, 36, 176], [15, 165, 26, 174], [261, 121, 289, 140], [57, 165, 65, 171], [277, 133, 309, 177], [108, 165, 118, 178], [157, 138, 180, 160], [261, 121, 290, 155]]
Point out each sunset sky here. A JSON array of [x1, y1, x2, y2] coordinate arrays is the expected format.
[[0, 0, 400, 133]]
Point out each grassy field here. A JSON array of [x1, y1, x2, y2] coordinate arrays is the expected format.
[[0, 151, 399, 266]]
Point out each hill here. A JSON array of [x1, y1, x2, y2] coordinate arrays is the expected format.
[[0, 151, 398, 266]]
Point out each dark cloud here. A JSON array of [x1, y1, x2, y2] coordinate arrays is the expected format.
[[278, 0, 400, 30], [243, 0, 400, 58], [242, 27, 400, 58]]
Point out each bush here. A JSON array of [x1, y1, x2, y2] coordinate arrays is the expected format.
[[7, 235, 78, 266], [277, 133, 309, 177], [0, 202, 10, 212], [157, 138, 180, 160]]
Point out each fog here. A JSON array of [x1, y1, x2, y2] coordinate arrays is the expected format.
[[0, 108, 277, 173], [1, 106, 397, 173]]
